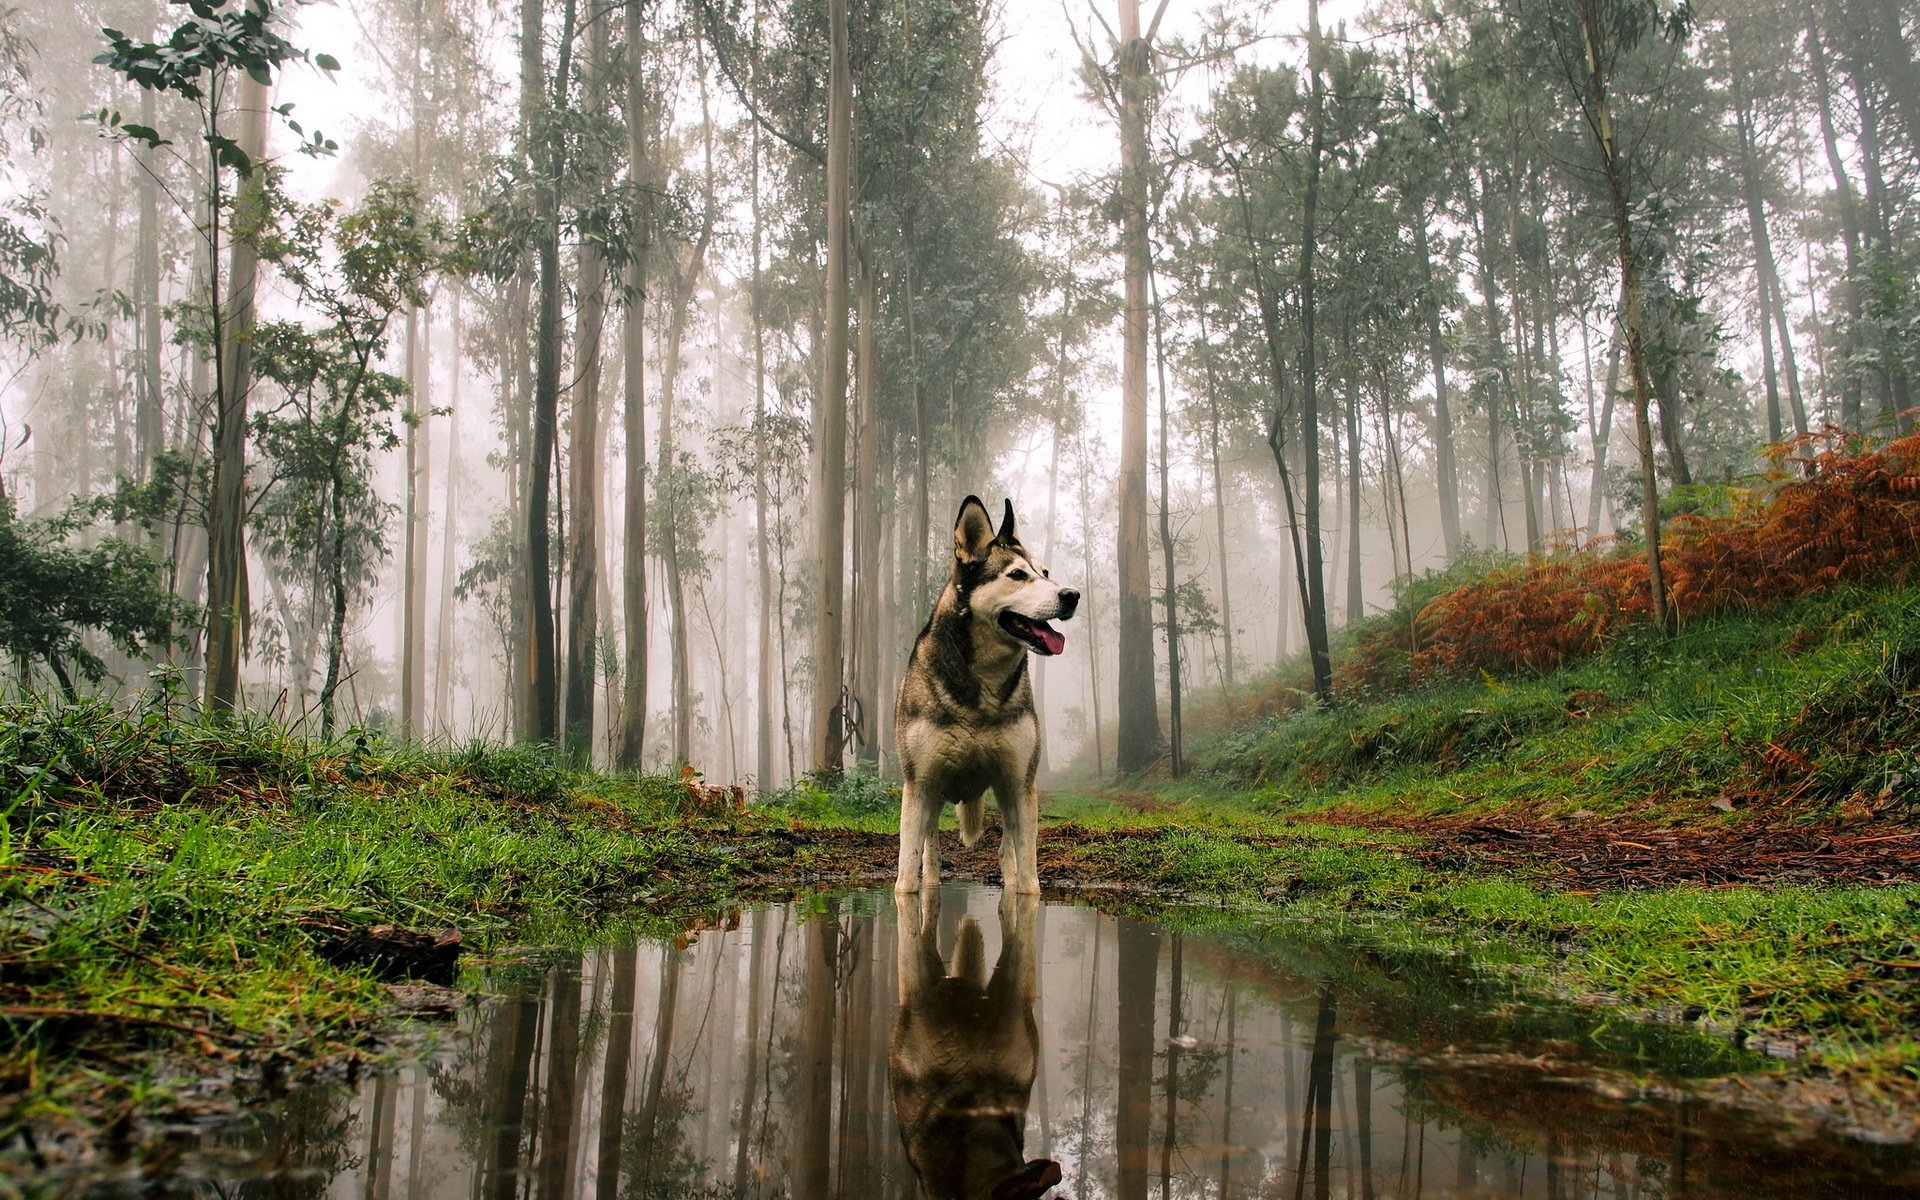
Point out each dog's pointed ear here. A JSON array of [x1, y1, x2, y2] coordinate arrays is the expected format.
[[954, 495, 996, 563], [997, 498, 1020, 546]]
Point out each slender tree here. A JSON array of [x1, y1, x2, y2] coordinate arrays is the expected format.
[[811, 0, 851, 772], [1112, 0, 1166, 771]]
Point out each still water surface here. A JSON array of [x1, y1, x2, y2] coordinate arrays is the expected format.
[[113, 886, 1918, 1199]]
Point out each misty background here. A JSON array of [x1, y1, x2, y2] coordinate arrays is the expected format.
[[0, 0, 1912, 787]]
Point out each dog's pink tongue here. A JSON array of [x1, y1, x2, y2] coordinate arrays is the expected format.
[[1037, 625, 1065, 655]]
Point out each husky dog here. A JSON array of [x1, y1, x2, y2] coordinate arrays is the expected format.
[[889, 889, 1061, 1200], [895, 497, 1079, 895]]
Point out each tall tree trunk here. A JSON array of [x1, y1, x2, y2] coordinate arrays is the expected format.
[[751, 103, 774, 788], [402, 297, 430, 737], [1078, 441, 1106, 777], [615, 0, 652, 771], [1732, 52, 1786, 443], [1192, 301, 1235, 688], [1505, 164, 1546, 546], [812, 0, 852, 772], [523, 0, 578, 743], [320, 440, 352, 736], [400, 10, 429, 740], [907, 247, 929, 619], [1472, 168, 1509, 551], [660, 263, 702, 769], [1343, 327, 1363, 623], [1227, 150, 1321, 694], [1412, 207, 1460, 558], [1804, 0, 1868, 429], [1295, 0, 1334, 700], [1848, 61, 1910, 428], [564, 7, 611, 765], [851, 261, 882, 763], [1579, 0, 1669, 630], [134, 86, 164, 490], [1149, 267, 1183, 778], [435, 290, 464, 732], [1585, 312, 1622, 537], [1038, 298, 1071, 771], [1115, 0, 1164, 769], [203, 72, 272, 715]]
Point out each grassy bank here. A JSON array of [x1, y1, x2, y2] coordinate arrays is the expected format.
[[1164, 579, 1918, 823]]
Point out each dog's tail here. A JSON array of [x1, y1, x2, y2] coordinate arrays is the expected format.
[[956, 796, 986, 848]]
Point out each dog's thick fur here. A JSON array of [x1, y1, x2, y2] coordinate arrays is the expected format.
[[889, 889, 1061, 1200], [894, 497, 1079, 895]]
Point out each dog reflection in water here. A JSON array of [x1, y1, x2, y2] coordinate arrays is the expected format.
[[889, 889, 1062, 1200]]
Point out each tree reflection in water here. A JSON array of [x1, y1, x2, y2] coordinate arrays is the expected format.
[[185, 886, 1919, 1200]]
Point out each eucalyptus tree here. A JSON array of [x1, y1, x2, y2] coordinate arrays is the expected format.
[[247, 179, 443, 735], [1495, 0, 1701, 627], [94, 0, 340, 714], [1196, 11, 1389, 701], [813, 0, 850, 771], [351, 0, 503, 735], [1083, 0, 1170, 770]]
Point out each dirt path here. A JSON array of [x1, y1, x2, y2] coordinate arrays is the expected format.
[[1308, 808, 1920, 890]]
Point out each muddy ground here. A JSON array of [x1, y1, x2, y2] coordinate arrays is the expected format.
[[715, 809, 1920, 898]]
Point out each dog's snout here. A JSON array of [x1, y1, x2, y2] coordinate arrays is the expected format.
[[1057, 588, 1081, 618]]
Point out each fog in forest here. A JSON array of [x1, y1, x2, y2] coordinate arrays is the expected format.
[[1, 0, 1914, 787]]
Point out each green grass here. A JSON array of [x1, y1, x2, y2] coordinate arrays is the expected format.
[[0, 700, 772, 1132], [1041, 821, 1920, 1079]]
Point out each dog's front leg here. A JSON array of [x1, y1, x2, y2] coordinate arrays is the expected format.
[[898, 775, 929, 890], [996, 782, 1042, 895], [895, 781, 939, 894]]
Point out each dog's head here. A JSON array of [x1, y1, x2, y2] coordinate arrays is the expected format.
[[951, 496, 1079, 657]]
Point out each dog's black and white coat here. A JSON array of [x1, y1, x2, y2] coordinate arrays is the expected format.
[[893, 497, 1079, 895]]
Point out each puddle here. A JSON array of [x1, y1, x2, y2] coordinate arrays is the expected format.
[[71, 885, 1920, 1198]]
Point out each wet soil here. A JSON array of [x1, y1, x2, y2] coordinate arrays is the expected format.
[[719, 807, 1920, 898]]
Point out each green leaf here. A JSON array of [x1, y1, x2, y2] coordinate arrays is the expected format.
[[314, 52, 340, 73]]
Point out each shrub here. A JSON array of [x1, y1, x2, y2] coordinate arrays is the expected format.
[[1343, 429, 1920, 690]]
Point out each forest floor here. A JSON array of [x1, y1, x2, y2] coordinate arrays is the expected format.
[[3, 580, 1919, 1180]]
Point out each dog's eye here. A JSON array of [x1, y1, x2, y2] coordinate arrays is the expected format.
[[1008, 569, 1030, 582]]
